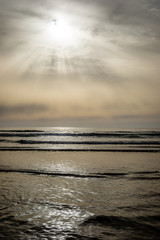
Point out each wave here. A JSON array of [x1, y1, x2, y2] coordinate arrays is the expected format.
[[0, 169, 127, 178], [79, 215, 160, 235], [0, 169, 159, 179], [1, 139, 160, 145], [0, 130, 43, 132], [0, 130, 160, 138], [0, 147, 159, 152], [97, 171, 160, 175], [18, 139, 160, 145], [129, 176, 160, 180], [78, 215, 160, 240]]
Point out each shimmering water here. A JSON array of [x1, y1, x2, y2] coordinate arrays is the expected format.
[[0, 128, 160, 239], [0, 127, 160, 152]]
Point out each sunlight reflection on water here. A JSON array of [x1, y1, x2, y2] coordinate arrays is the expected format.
[[0, 150, 160, 239]]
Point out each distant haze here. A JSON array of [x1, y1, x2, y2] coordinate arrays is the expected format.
[[0, 0, 160, 128]]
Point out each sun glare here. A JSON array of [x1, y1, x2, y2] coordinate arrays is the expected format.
[[44, 17, 78, 46], [53, 19, 73, 42]]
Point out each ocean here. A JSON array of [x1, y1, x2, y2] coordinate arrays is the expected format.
[[0, 128, 160, 239]]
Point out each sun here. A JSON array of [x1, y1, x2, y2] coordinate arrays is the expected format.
[[53, 19, 73, 43], [44, 16, 79, 46]]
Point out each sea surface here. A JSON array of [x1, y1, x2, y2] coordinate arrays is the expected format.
[[0, 128, 160, 239]]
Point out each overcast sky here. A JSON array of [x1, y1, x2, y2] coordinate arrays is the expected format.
[[0, 0, 160, 128]]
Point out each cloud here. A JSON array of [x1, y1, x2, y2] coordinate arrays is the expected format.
[[0, 104, 48, 118]]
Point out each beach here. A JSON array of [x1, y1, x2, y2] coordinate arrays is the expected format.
[[1, 0, 160, 238]]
